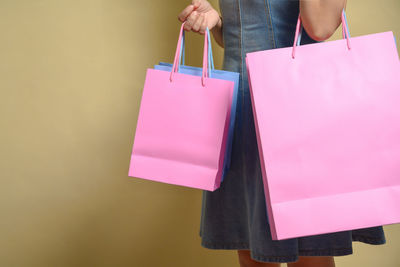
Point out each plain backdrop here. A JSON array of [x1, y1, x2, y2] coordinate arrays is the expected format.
[[0, 0, 399, 266]]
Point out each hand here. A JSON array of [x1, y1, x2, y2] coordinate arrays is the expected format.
[[177, 0, 221, 35]]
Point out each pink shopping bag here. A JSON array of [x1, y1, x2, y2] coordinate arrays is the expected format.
[[246, 10, 400, 240], [129, 22, 234, 191]]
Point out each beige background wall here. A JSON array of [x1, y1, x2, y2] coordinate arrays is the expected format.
[[0, 0, 399, 266]]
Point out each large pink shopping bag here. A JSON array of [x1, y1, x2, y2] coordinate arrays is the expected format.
[[246, 10, 400, 240], [129, 22, 234, 191]]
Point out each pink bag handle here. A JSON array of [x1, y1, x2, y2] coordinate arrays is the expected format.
[[292, 9, 351, 59], [170, 22, 209, 86]]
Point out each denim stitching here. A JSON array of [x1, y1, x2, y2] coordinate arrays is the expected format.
[[201, 240, 355, 263], [352, 236, 386, 245], [264, 0, 277, 49], [237, 0, 253, 238], [202, 239, 356, 263], [236, 0, 244, 166]]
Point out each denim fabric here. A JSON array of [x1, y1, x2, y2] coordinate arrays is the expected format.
[[199, 0, 386, 263]]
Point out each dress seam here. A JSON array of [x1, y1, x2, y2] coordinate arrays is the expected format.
[[352, 235, 386, 245], [237, 0, 252, 239], [201, 239, 357, 263], [236, 0, 245, 168], [264, 0, 277, 49]]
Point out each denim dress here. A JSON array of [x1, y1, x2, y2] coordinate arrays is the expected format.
[[199, 0, 386, 263]]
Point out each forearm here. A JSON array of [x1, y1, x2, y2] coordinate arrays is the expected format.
[[300, 0, 347, 41], [211, 16, 224, 48]]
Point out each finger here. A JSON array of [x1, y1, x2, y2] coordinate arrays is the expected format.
[[192, 0, 201, 9], [178, 4, 195, 22], [184, 11, 199, 31], [192, 13, 204, 32], [193, 0, 209, 12], [199, 19, 207, 34]]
